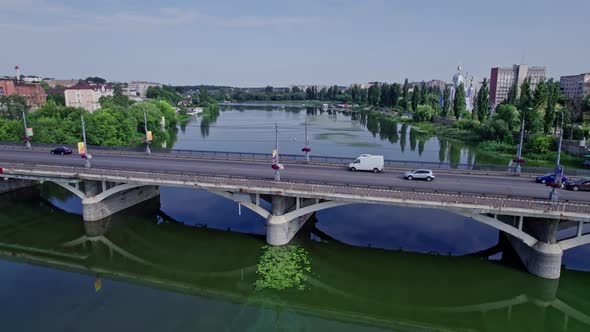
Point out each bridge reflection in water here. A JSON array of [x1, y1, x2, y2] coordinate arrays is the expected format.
[[0, 189, 589, 331]]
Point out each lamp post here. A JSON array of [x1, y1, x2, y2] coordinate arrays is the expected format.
[[514, 107, 529, 173], [22, 111, 31, 149], [302, 116, 311, 162], [272, 123, 282, 181], [549, 111, 564, 203], [144, 110, 151, 155], [81, 114, 91, 168]]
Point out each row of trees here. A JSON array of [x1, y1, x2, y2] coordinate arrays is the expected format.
[[0, 88, 179, 147]]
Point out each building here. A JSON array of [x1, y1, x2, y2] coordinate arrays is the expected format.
[[127, 81, 161, 99], [64, 82, 113, 112], [426, 80, 446, 91], [0, 79, 47, 109], [0, 66, 46, 109], [450, 66, 475, 113], [489, 64, 546, 110], [560, 73, 590, 99]]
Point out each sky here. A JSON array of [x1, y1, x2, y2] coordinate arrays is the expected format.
[[0, 0, 588, 87]]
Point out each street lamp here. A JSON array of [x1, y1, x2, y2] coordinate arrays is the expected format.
[[143, 110, 151, 155], [22, 111, 31, 149], [513, 107, 529, 173], [549, 111, 564, 203], [81, 114, 91, 168]]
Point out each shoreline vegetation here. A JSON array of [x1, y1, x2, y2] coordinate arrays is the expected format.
[[211, 79, 588, 169]]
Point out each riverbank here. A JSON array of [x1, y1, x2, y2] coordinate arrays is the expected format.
[[361, 109, 586, 169]]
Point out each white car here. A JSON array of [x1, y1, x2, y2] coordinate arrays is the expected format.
[[404, 169, 435, 181]]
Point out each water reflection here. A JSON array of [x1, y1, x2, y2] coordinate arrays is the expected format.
[[1, 187, 590, 331]]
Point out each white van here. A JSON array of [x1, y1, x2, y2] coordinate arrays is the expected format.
[[348, 154, 384, 173]]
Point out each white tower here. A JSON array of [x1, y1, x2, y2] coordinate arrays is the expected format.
[[15, 65, 21, 81]]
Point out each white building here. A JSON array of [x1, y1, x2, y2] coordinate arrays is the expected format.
[[450, 66, 474, 113], [65, 82, 113, 112], [560, 73, 590, 100], [128, 81, 161, 98]]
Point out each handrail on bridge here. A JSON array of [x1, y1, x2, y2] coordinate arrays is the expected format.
[[1, 141, 590, 177]]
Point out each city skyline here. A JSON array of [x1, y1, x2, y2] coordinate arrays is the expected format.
[[0, 0, 588, 86]]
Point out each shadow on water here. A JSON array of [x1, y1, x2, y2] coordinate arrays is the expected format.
[[1, 185, 590, 331]]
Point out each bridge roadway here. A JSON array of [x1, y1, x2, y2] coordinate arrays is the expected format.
[[1, 148, 590, 203]]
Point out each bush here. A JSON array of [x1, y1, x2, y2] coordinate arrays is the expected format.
[[526, 134, 553, 154], [479, 119, 512, 142], [454, 118, 479, 131], [412, 104, 435, 122], [478, 141, 515, 154]]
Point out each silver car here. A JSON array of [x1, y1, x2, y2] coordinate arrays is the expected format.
[[404, 169, 435, 181]]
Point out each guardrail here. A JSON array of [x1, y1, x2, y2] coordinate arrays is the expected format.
[[2, 141, 590, 177], [2, 161, 589, 215]]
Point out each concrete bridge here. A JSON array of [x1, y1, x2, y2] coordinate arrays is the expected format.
[[1, 147, 590, 279]]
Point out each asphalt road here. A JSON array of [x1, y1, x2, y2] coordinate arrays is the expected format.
[[1, 148, 590, 203]]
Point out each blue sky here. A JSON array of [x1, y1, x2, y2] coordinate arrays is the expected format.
[[1, 0, 588, 86]]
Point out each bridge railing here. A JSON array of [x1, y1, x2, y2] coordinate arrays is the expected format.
[[2, 161, 590, 215], [1, 141, 590, 177]]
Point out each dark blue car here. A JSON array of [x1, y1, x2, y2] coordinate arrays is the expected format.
[[535, 173, 567, 184]]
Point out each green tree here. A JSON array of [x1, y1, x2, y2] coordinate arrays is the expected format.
[[544, 79, 559, 134], [0, 95, 29, 120], [413, 104, 435, 122], [47, 92, 65, 106], [519, 78, 541, 133], [475, 78, 489, 122], [442, 85, 451, 118], [494, 104, 520, 132], [453, 83, 466, 119], [411, 86, 420, 112], [390, 83, 401, 108], [380, 83, 389, 106], [506, 82, 518, 105], [402, 78, 409, 112], [419, 82, 427, 105]]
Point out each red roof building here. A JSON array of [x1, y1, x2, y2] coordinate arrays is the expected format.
[[0, 79, 47, 110]]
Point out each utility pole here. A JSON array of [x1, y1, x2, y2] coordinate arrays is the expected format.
[[273, 123, 281, 181], [22, 111, 31, 149], [550, 111, 564, 203], [81, 114, 91, 168], [144, 110, 151, 155], [303, 116, 311, 162], [514, 107, 527, 173]]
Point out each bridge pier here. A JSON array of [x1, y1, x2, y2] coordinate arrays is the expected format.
[[507, 218, 563, 280], [82, 182, 160, 222], [266, 196, 315, 246]]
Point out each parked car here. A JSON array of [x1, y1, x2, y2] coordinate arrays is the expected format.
[[564, 178, 590, 191], [535, 173, 567, 184], [404, 169, 435, 181], [348, 154, 384, 173], [50, 147, 72, 155]]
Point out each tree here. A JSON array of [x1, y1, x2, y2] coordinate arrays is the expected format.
[[519, 78, 541, 133], [475, 78, 489, 122], [442, 86, 451, 118], [265, 86, 274, 93], [419, 82, 427, 105], [368, 85, 380, 106], [494, 104, 520, 132], [544, 79, 559, 134], [411, 86, 420, 112], [0, 95, 29, 120], [47, 92, 65, 106], [506, 82, 518, 105], [380, 83, 389, 106], [85, 77, 106, 84], [413, 104, 435, 122], [390, 83, 401, 108], [453, 83, 466, 119], [402, 79, 409, 112]]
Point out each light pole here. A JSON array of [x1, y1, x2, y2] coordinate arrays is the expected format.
[[272, 123, 282, 181], [22, 111, 31, 149], [143, 110, 151, 155], [302, 116, 311, 162], [549, 111, 564, 203], [81, 114, 91, 168], [514, 107, 528, 173]]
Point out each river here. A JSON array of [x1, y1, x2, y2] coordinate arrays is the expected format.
[[0, 105, 589, 331]]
